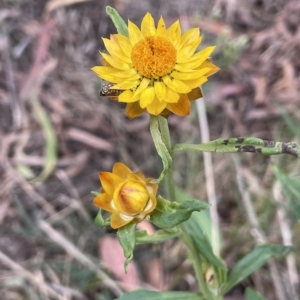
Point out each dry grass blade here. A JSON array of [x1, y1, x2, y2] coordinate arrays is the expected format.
[[196, 97, 220, 256], [39, 220, 123, 297], [273, 181, 299, 300], [233, 157, 287, 300], [0, 251, 64, 299], [65, 128, 113, 151]]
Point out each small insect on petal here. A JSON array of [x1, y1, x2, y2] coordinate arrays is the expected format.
[[100, 82, 122, 98]]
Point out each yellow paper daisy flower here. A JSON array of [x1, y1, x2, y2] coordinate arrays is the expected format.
[[94, 162, 158, 229], [92, 12, 219, 119]]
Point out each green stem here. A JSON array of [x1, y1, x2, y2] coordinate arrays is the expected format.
[[180, 229, 217, 300], [158, 116, 177, 202], [153, 116, 217, 299]]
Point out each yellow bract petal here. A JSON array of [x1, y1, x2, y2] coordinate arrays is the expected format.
[[177, 28, 200, 49], [127, 173, 147, 185], [94, 193, 117, 213], [167, 20, 181, 45], [163, 75, 191, 94], [126, 102, 146, 119], [171, 79, 191, 93], [114, 34, 132, 58], [157, 16, 167, 35], [91, 66, 125, 83], [128, 20, 144, 45], [111, 80, 140, 90], [111, 212, 133, 229], [162, 75, 175, 91], [184, 76, 208, 89], [135, 171, 146, 181], [102, 38, 131, 64], [143, 193, 157, 214], [165, 87, 180, 103], [141, 12, 156, 37], [133, 77, 151, 98], [146, 180, 158, 196], [171, 68, 211, 81], [154, 81, 166, 101], [99, 172, 123, 197], [119, 90, 139, 103], [113, 162, 132, 179], [91, 66, 116, 75], [177, 36, 202, 60], [140, 86, 155, 108], [146, 97, 167, 115], [199, 59, 220, 77], [166, 94, 190, 116], [100, 52, 130, 70], [185, 46, 216, 64], [111, 68, 139, 79]]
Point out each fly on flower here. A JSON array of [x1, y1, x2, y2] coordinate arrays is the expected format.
[[100, 81, 122, 100], [92, 12, 219, 119]]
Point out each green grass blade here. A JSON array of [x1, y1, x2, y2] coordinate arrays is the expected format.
[[30, 93, 57, 183]]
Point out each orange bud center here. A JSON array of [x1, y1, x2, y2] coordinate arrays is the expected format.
[[131, 36, 177, 79], [116, 181, 149, 215]]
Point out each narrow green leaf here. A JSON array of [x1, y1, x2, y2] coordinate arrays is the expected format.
[[106, 6, 128, 37], [149, 116, 172, 183], [117, 223, 136, 272], [150, 196, 210, 229], [172, 137, 300, 159], [30, 93, 57, 183], [221, 244, 294, 294], [136, 229, 180, 244], [184, 215, 226, 271], [117, 290, 204, 300], [245, 287, 267, 300], [273, 166, 300, 220]]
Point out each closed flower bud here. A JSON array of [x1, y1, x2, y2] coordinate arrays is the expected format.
[[94, 162, 158, 229]]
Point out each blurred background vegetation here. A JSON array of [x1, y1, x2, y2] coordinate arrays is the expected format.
[[0, 0, 299, 299]]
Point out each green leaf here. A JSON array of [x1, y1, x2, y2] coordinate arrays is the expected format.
[[91, 191, 100, 196], [117, 223, 136, 272], [150, 196, 210, 229], [221, 244, 294, 294], [116, 290, 204, 300], [273, 166, 300, 220], [136, 229, 180, 244], [176, 187, 222, 249], [245, 287, 267, 300], [94, 210, 105, 227], [106, 6, 128, 37], [149, 116, 172, 183], [30, 93, 57, 183], [184, 215, 227, 272]]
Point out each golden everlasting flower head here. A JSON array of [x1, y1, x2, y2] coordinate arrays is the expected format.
[[94, 162, 158, 229], [92, 12, 219, 119]]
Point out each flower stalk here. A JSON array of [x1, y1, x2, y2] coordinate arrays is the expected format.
[[158, 118, 218, 299]]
